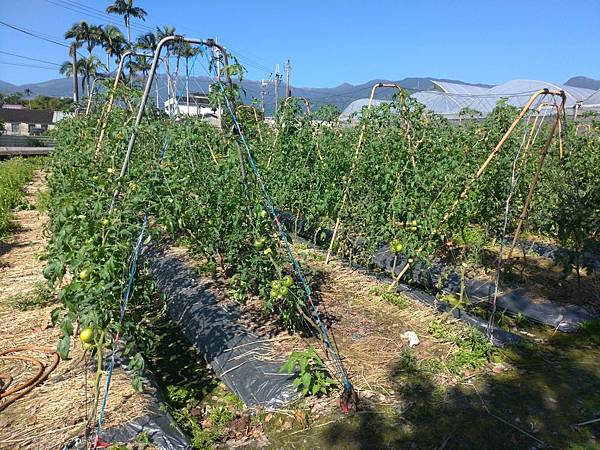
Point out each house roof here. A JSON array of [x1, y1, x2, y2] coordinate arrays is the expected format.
[[0, 108, 54, 124]]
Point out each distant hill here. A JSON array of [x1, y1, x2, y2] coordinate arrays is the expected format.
[[1, 75, 596, 114], [564, 76, 600, 91], [0, 80, 17, 93], [0, 75, 493, 114]]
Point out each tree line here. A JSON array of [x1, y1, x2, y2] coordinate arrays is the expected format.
[[61, 0, 201, 98]]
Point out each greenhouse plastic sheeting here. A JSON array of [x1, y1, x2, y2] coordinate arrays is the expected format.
[[145, 244, 298, 409]]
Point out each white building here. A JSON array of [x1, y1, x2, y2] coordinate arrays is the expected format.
[[164, 94, 220, 120]]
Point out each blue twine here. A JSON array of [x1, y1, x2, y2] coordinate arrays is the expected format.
[[204, 49, 352, 391], [95, 138, 169, 446]]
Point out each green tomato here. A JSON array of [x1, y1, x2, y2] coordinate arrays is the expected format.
[[282, 275, 293, 287], [271, 280, 282, 290], [279, 286, 289, 297], [79, 327, 94, 343], [79, 269, 90, 281], [259, 210, 268, 219], [391, 240, 403, 254], [101, 218, 110, 227], [253, 238, 266, 250]]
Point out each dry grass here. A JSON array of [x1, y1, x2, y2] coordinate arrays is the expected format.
[[0, 174, 152, 450]]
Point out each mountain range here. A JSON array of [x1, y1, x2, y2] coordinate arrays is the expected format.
[[1, 75, 598, 114]]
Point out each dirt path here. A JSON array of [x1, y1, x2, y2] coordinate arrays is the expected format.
[[0, 173, 150, 450], [0, 174, 47, 299]]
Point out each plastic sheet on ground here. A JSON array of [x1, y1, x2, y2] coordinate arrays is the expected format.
[[273, 211, 522, 347], [64, 353, 192, 450], [144, 244, 298, 410], [372, 244, 598, 333]]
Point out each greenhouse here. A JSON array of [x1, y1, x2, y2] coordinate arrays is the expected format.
[[341, 79, 598, 121]]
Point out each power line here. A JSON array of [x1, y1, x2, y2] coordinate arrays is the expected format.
[[0, 61, 60, 70], [0, 50, 61, 67], [0, 20, 70, 49], [45, 0, 153, 35], [47, 0, 276, 78], [0, 20, 85, 60]]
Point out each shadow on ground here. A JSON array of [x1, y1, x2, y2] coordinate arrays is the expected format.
[[284, 324, 600, 449]]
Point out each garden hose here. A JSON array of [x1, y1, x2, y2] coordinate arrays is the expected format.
[[0, 346, 60, 412]]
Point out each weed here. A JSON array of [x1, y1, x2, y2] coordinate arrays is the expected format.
[[427, 318, 492, 375], [5, 282, 54, 310], [280, 346, 337, 396]]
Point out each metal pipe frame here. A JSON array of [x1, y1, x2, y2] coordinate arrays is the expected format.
[[110, 36, 233, 211], [94, 50, 155, 158]]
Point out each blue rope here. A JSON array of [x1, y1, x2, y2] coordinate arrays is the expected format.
[[205, 50, 352, 391], [95, 138, 169, 446]]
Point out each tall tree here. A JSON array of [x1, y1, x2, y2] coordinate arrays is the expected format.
[[65, 21, 100, 55], [24, 88, 32, 108], [64, 24, 86, 102], [176, 43, 202, 107], [100, 24, 125, 72], [136, 31, 157, 52], [106, 0, 147, 45], [136, 31, 159, 105], [156, 26, 177, 99], [80, 55, 103, 96]]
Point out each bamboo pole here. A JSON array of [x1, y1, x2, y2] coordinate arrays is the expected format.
[[439, 89, 565, 227], [506, 102, 563, 259], [325, 82, 405, 264]]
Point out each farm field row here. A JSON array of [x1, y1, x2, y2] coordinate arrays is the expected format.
[[12, 79, 600, 448]]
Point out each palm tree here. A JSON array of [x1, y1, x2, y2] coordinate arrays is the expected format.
[[156, 26, 176, 99], [62, 56, 102, 96], [176, 43, 202, 107], [100, 25, 125, 72], [106, 0, 147, 45], [133, 55, 151, 82], [64, 21, 100, 55], [24, 88, 32, 108], [60, 58, 83, 89], [62, 27, 83, 102], [136, 31, 159, 103]]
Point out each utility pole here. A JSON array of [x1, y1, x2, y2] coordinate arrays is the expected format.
[[72, 46, 79, 103], [214, 45, 222, 128], [285, 59, 291, 98], [260, 78, 267, 115], [274, 64, 280, 114]]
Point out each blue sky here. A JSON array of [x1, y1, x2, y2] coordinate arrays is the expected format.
[[1, 0, 599, 87]]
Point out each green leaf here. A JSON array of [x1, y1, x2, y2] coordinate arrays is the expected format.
[[57, 334, 71, 360]]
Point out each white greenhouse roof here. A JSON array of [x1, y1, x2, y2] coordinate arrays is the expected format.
[[339, 98, 391, 121], [431, 80, 491, 95], [339, 79, 597, 121], [582, 89, 600, 108]]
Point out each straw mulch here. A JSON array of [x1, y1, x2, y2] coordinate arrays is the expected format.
[[0, 174, 152, 450]]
